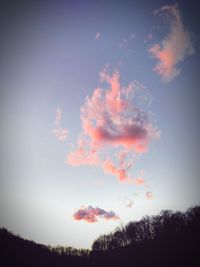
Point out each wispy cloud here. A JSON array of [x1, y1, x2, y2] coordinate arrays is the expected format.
[[53, 108, 69, 141], [73, 206, 120, 223], [123, 197, 133, 208], [118, 38, 128, 48], [149, 4, 194, 82], [95, 32, 101, 40], [118, 33, 135, 48], [146, 191, 153, 199], [66, 68, 159, 183]]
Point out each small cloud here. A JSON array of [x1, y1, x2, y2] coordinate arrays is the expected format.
[[95, 32, 101, 40], [125, 169, 146, 186], [73, 206, 120, 223], [149, 4, 194, 82], [133, 177, 146, 185], [130, 33, 135, 39], [123, 197, 133, 208], [53, 108, 69, 141], [102, 158, 129, 182], [146, 191, 153, 199]]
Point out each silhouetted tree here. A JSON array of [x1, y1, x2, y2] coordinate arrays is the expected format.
[[1, 205, 200, 267], [91, 205, 200, 267]]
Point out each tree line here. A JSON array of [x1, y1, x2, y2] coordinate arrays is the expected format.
[[92, 205, 200, 251], [0, 204, 199, 266], [91, 205, 200, 266]]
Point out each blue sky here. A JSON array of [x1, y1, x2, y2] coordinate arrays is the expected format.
[[0, 0, 200, 249]]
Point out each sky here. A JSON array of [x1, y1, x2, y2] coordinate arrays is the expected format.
[[0, 0, 200, 249]]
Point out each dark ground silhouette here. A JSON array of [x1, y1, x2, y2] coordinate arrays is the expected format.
[[0, 205, 200, 266]]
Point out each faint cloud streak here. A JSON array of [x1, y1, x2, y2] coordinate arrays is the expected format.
[[53, 108, 69, 141], [95, 32, 101, 40]]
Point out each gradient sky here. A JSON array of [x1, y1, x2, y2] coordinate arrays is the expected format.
[[0, 0, 200, 249]]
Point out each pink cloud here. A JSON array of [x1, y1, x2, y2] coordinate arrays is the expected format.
[[73, 206, 120, 223], [101, 157, 146, 184], [149, 4, 194, 81], [133, 177, 146, 185], [102, 158, 128, 182], [117, 151, 133, 171], [66, 69, 159, 183], [81, 69, 158, 152], [53, 108, 69, 141], [95, 32, 101, 40], [128, 169, 146, 185], [67, 137, 100, 166]]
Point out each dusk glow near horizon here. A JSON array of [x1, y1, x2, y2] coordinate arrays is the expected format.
[[0, 0, 199, 249]]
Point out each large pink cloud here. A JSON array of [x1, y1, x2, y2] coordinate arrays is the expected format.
[[149, 4, 194, 82], [66, 69, 159, 183], [80, 69, 158, 152], [73, 206, 120, 223]]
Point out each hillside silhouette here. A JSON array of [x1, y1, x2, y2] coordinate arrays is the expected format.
[[0, 205, 200, 266], [0, 228, 90, 267]]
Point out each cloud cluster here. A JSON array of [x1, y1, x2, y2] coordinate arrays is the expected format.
[[73, 206, 120, 223], [149, 4, 194, 81], [67, 69, 159, 183], [53, 108, 69, 141]]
